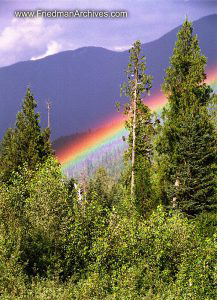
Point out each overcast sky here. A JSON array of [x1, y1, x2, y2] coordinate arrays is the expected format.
[[0, 0, 216, 67]]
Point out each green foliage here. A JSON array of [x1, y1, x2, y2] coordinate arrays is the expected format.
[[1, 168, 216, 298], [0, 88, 53, 182], [0, 223, 27, 298], [22, 158, 69, 277], [63, 168, 113, 279], [87, 167, 114, 209], [156, 19, 217, 215], [0, 158, 70, 279], [173, 235, 217, 299], [209, 93, 217, 135], [66, 206, 216, 299], [119, 40, 155, 214], [120, 40, 152, 102], [1, 20, 217, 299]]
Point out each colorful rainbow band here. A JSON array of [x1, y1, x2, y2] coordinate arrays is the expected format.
[[56, 67, 217, 173]]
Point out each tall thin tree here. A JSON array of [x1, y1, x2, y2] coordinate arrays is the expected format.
[[118, 40, 152, 198], [46, 100, 52, 129]]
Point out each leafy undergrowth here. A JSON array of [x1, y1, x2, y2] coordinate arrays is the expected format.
[[0, 160, 216, 299]]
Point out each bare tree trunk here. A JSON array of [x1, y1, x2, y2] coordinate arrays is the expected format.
[[131, 63, 138, 198], [47, 100, 51, 129]]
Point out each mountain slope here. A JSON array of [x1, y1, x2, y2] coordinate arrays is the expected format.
[[0, 14, 216, 140]]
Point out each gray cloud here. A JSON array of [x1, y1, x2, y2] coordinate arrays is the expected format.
[[0, 0, 216, 67]]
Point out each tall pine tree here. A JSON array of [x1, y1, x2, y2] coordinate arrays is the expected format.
[[0, 88, 53, 182], [124, 100, 155, 214], [118, 40, 154, 214], [157, 19, 217, 215]]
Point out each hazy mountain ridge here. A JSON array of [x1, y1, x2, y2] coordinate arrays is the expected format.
[[0, 14, 216, 141]]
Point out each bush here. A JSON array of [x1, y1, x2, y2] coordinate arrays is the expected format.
[[0, 158, 71, 279], [0, 159, 216, 299]]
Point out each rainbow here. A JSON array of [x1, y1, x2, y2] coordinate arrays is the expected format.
[[56, 67, 217, 174], [205, 67, 217, 92]]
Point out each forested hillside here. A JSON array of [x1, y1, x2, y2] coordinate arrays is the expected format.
[[0, 19, 216, 299], [53, 130, 127, 179]]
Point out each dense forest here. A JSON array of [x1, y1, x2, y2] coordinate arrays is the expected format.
[[0, 20, 216, 299]]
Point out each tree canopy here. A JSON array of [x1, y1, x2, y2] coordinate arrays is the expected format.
[[156, 19, 217, 215], [0, 88, 53, 182]]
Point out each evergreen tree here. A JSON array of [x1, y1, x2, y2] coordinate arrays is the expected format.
[[125, 101, 155, 214], [118, 40, 154, 213], [157, 19, 217, 215], [0, 88, 53, 182], [0, 128, 18, 181]]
